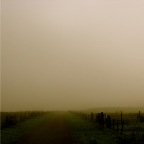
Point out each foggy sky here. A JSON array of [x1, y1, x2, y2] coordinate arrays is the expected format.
[[1, 0, 144, 111]]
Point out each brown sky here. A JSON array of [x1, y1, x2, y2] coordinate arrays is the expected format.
[[0, 0, 1, 111], [1, 0, 144, 111]]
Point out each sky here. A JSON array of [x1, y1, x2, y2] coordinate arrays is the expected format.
[[0, 0, 1, 111], [1, 0, 144, 111]]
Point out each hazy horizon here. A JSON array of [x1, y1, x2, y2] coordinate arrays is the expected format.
[[1, 0, 144, 111]]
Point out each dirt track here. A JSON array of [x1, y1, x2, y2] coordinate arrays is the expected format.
[[16, 112, 73, 144]]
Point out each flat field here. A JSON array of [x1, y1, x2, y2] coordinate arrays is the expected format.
[[1, 111, 144, 144]]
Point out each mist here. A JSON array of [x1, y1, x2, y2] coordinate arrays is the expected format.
[[1, 0, 144, 111]]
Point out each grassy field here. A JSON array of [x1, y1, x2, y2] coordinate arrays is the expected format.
[[71, 111, 144, 144], [1, 112, 56, 144], [66, 112, 119, 144], [1, 111, 144, 144]]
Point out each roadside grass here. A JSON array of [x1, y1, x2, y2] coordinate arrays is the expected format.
[[66, 112, 118, 144], [1, 112, 55, 144], [1, 111, 144, 144], [66, 112, 144, 144]]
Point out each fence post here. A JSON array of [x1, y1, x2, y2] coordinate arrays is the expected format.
[[137, 111, 141, 122], [90, 112, 94, 122], [121, 120, 124, 135], [139, 111, 141, 117], [116, 120, 119, 132], [101, 112, 104, 128], [112, 119, 115, 130], [121, 113, 123, 123]]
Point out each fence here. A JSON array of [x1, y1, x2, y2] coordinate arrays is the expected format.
[[71, 111, 144, 143], [1, 111, 46, 129]]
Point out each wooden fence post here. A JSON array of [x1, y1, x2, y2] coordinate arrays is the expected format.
[[121, 120, 124, 135], [121, 113, 123, 123], [112, 119, 115, 130], [139, 111, 141, 117], [101, 112, 104, 128], [90, 112, 94, 122], [116, 120, 119, 132]]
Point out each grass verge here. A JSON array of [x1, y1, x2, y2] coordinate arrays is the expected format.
[[1, 112, 55, 144]]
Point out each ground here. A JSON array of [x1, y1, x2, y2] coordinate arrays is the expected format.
[[16, 112, 73, 144], [2, 111, 143, 144], [1, 111, 118, 144]]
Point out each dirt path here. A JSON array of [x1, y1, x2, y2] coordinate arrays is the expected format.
[[16, 112, 73, 144]]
